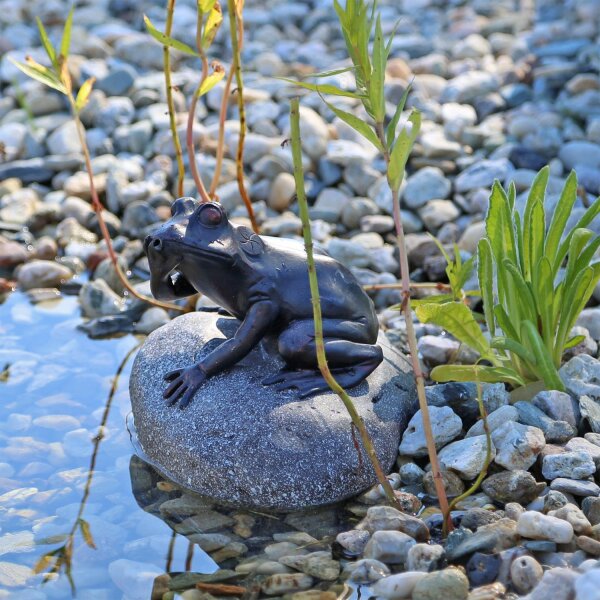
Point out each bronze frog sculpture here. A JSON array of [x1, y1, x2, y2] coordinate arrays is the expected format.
[[144, 198, 383, 408]]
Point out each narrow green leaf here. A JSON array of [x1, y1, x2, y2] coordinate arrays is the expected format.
[[503, 259, 537, 323], [520, 320, 564, 391], [493, 304, 520, 341], [320, 96, 383, 151], [202, 3, 223, 50], [306, 66, 356, 79], [75, 76, 95, 111], [198, 66, 225, 96], [9, 58, 66, 93], [490, 336, 536, 365], [388, 109, 420, 191], [36, 17, 57, 70], [369, 15, 385, 123], [198, 0, 217, 11], [415, 301, 495, 362], [553, 195, 600, 275], [522, 168, 549, 280], [477, 238, 496, 336], [564, 335, 586, 349], [60, 5, 75, 60], [430, 364, 525, 387], [276, 77, 362, 98], [386, 83, 411, 149], [527, 200, 545, 282], [564, 228, 594, 289], [410, 294, 455, 307], [546, 170, 578, 265], [78, 519, 96, 549], [533, 256, 554, 348], [144, 15, 199, 56]]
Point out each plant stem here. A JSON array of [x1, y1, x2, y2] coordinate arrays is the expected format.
[[68, 97, 184, 313], [363, 282, 453, 291], [209, 65, 234, 198], [187, 10, 211, 203], [164, 0, 185, 197], [444, 379, 492, 535], [290, 98, 399, 508], [375, 121, 452, 531], [227, 0, 258, 233]]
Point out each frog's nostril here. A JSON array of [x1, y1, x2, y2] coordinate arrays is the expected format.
[[151, 238, 163, 251]]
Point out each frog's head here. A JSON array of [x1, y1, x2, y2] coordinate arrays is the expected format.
[[144, 198, 264, 300]]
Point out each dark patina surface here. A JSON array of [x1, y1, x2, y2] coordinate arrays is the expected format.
[[144, 198, 383, 407]]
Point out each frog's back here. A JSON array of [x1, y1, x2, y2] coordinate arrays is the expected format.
[[259, 235, 376, 322]]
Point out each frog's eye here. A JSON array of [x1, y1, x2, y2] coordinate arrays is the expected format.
[[197, 204, 223, 227]]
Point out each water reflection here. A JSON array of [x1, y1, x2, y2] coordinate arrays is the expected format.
[[0, 292, 214, 598]]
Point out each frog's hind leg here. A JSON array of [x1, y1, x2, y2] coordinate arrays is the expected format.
[[262, 318, 383, 398]]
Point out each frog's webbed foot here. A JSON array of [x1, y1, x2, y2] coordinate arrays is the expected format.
[[163, 365, 207, 409], [263, 362, 378, 398]]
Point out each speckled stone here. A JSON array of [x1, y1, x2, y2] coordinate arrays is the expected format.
[[130, 311, 416, 511]]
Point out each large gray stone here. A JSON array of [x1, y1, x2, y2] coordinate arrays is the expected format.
[[130, 311, 416, 511]]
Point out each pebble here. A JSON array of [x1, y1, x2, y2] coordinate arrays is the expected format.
[[358, 506, 430, 542], [268, 172, 296, 212], [402, 167, 451, 209], [342, 558, 390, 584], [438, 435, 496, 480], [517, 511, 574, 544], [406, 543, 445, 572], [542, 451, 596, 480], [510, 555, 544, 594], [491, 422, 545, 471], [372, 571, 427, 600], [17, 260, 73, 290], [574, 568, 600, 599], [399, 406, 462, 456], [412, 567, 469, 600], [262, 573, 314, 595], [481, 470, 545, 505], [529, 567, 578, 600], [363, 530, 416, 565]]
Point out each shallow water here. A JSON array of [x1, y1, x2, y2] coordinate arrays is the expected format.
[[0, 292, 217, 598], [0, 292, 364, 599]]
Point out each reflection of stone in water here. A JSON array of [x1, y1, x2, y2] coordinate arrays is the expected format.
[[128, 454, 359, 596]]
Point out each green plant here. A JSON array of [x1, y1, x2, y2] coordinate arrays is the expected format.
[[290, 98, 399, 507], [284, 0, 452, 527], [145, 1, 225, 204], [12, 9, 183, 313], [416, 167, 600, 391], [409, 237, 477, 307], [145, 0, 259, 232]]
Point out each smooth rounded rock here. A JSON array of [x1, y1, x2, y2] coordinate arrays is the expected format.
[[517, 511, 574, 543], [510, 555, 543, 594], [412, 566, 469, 600], [130, 311, 416, 510]]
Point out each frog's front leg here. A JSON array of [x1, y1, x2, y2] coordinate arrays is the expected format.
[[163, 300, 278, 408]]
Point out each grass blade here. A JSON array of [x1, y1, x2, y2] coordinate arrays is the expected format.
[[546, 170, 578, 264], [431, 365, 525, 387], [388, 110, 420, 191], [477, 238, 496, 336], [144, 15, 199, 56], [60, 5, 75, 59], [320, 95, 383, 151]]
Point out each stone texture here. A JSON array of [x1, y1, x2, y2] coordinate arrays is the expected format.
[[130, 311, 416, 510]]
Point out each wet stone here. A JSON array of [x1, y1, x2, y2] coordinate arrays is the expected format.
[[412, 566, 469, 600], [371, 571, 427, 600], [342, 558, 390, 584], [363, 530, 416, 565]]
